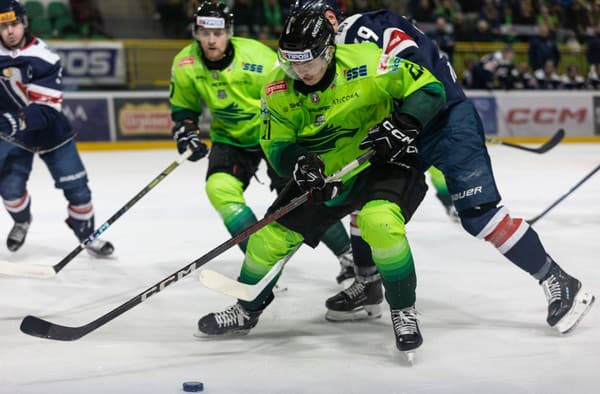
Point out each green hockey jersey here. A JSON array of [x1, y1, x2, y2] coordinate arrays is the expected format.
[[260, 42, 445, 178], [170, 37, 278, 148]]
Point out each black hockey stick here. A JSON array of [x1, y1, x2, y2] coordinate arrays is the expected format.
[[19, 150, 374, 341], [485, 128, 565, 154], [0, 149, 194, 278], [528, 163, 600, 225]]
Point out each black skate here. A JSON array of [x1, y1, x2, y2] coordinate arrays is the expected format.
[[197, 303, 263, 336], [336, 248, 355, 284], [391, 305, 422, 364], [540, 265, 595, 334], [6, 221, 30, 252], [325, 274, 383, 321], [66, 218, 114, 257], [85, 238, 115, 257]]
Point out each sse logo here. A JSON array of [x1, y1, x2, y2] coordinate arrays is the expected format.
[[242, 62, 264, 73], [344, 65, 367, 81]]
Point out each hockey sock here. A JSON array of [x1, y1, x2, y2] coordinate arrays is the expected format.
[[4, 191, 31, 223], [320, 220, 351, 257], [382, 268, 417, 310], [222, 203, 258, 252], [428, 166, 452, 208], [66, 202, 94, 240]]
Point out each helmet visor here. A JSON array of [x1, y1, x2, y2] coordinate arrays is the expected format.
[[277, 45, 329, 81]]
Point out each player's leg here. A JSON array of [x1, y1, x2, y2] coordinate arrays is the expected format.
[[205, 143, 262, 253], [426, 100, 595, 333], [0, 144, 33, 251], [428, 165, 459, 221], [39, 140, 114, 257]]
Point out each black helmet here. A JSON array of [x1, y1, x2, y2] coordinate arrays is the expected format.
[[0, 0, 27, 25], [290, 0, 342, 20], [279, 11, 334, 64], [195, 1, 234, 30]]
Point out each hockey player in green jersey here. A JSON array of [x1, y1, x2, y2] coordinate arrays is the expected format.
[[197, 10, 446, 360], [169, 1, 354, 281]]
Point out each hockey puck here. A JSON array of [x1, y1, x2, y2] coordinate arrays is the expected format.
[[182, 381, 204, 392]]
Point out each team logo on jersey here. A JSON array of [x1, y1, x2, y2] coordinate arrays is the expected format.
[[344, 65, 367, 81], [177, 57, 195, 67], [310, 93, 320, 104], [265, 81, 288, 96], [212, 103, 254, 124], [315, 114, 325, 126], [383, 28, 417, 56], [242, 62, 264, 73], [218, 89, 227, 99]]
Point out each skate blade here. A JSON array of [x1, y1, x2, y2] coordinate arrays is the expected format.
[[325, 304, 382, 322], [193, 329, 251, 339], [556, 289, 595, 334]]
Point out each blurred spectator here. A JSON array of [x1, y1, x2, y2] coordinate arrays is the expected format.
[[588, 64, 600, 89], [461, 57, 477, 89], [428, 16, 455, 63], [233, 0, 261, 38], [560, 63, 586, 89], [528, 23, 560, 71], [258, 0, 282, 39], [473, 18, 496, 42], [155, 0, 187, 38], [409, 0, 436, 22], [586, 26, 600, 69], [533, 59, 561, 89], [352, 0, 372, 13], [69, 0, 106, 38], [435, 0, 461, 24], [512, 62, 538, 89], [512, 0, 536, 25], [452, 12, 472, 42], [535, 4, 559, 37], [479, 0, 502, 35], [471, 45, 515, 89], [562, 0, 592, 43]]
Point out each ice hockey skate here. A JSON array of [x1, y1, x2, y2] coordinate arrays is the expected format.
[[336, 248, 355, 284], [540, 264, 595, 334], [6, 220, 30, 252], [197, 303, 263, 336], [391, 305, 422, 364], [325, 274, 383, 321], [65, 218, 114, 257]]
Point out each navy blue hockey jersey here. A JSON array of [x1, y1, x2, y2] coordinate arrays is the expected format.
[[336, 10, 466, 110], [1, 36, 73, 150]]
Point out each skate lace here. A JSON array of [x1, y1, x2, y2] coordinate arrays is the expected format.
[[8, 223, 29, 242], [542, 274, 562, 304], [343, 281, 366, 300], [391, 308, 418, 336], [214, 304, 249, 328]]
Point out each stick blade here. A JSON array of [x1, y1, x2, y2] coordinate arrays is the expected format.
[[20, 315, 85, 341], [0, 261, 57, 278], [198, 269, 256, 300], [536, 128, 565, 153]]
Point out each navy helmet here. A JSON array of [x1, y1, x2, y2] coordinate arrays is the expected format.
[[0, 0, 27, 26], [290, 0, 343, 20]]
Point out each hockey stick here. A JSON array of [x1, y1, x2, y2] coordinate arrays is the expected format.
[[528, 163, 600, 225], [198, 244, 301, 301], [485, 128, 565, 154], [19, 151, 375, 341], [0, 149, 194, 278]]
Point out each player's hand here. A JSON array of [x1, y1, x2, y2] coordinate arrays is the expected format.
[[359, 114, 420, 163], [172, 119, 208, 162], [293, 153, 343, 201]]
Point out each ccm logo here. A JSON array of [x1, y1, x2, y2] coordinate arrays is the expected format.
[[507, 108, 586, 124]]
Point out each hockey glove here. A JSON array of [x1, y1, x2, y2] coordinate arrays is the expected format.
[[293, 153, 343, 201], [359, 114, 420, 164], [0, 112, 26, 136], [172, 119, 208, 162]]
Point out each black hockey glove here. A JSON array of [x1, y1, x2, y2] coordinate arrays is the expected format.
[[172, 119, 208, 162], [293, 153, 343, 201], [359, 114, 420, 164]]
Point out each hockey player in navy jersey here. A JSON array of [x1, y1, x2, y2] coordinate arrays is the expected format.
[[0, 0, 113, 256], [292, 0, 594, 335]]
